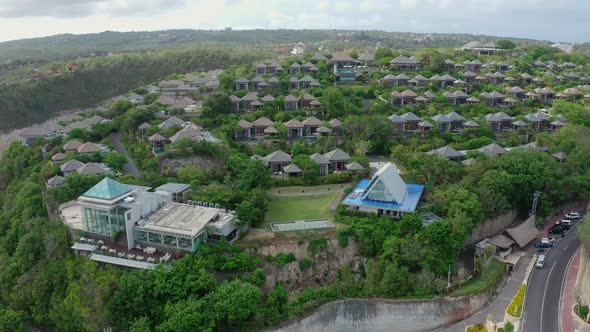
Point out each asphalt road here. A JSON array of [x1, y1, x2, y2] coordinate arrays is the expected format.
[[521, 224, 581, 332], [110, 132, 140, 176]]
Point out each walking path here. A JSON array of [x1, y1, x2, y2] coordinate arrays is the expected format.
[[563, 248, 583, 332], [440, 254, 532, 332], [110, 132, 140, 176]]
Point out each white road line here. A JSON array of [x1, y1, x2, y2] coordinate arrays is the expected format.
[[540, 261, 557, 332]]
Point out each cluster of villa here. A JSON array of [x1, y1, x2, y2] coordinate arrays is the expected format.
[[20, 114, 111, 146], [229, 91, 323, 112], [46, 140, 112, 188], [156, 69, 224, 95], [235, 116, 342, 141], [252, 148, 365, 177], [234, 74, 321, 92], [388, 109, 567, 134], [428, 141, 569, 166], [139, 116, 220, 152]]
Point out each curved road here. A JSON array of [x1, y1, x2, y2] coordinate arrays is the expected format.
[[521, 223, 582, 332], [110, 132, 140, 176]]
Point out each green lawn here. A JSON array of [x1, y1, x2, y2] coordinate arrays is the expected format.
[[452, 260, 506, 297], [264, 192, 340, 225], [268, 183, 350, 195]]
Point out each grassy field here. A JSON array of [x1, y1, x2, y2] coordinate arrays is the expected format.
[[452, 260, 507, 297], [264, 192, 340, 225], [267, 183, 350, 194]]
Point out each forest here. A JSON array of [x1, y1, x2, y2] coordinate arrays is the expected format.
[[0, 48, 264, 132]]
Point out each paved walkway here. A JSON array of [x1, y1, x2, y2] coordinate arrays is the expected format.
[[440, 255, 532, 332], [110, 132, 140, 176], [564, 248, 583, 332]]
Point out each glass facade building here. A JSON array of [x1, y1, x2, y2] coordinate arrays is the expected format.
[[133, 228, 207, 252], [81, 205, 130, 236]]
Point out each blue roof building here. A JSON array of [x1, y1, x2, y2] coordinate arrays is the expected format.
[[342, 163, 424, 218]]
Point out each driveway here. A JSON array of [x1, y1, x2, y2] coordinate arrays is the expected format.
[[439, 254, 532, 332], [110, 132, 140, 176]]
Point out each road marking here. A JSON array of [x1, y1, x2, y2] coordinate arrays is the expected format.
[[563, 244, 568, 251], [540, 261, 557, 332]]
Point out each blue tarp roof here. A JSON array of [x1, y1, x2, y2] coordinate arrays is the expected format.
[[82, 177, 132, 200], [342, 179, 424, 212]]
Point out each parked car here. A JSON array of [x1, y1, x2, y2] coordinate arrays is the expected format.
[[536, 254, 546, 268], [541, 236, 557, 244], [556, 220, 572, 227], [549, 225, 567, 235], [535, 240, 554, 249], [565, 212, 580, 220]]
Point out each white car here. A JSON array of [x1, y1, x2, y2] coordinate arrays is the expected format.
[[536, 254, 546, 268], [565, 212, 580, 220]]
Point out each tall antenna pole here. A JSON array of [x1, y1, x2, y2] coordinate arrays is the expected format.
[[530, 191, 542, 216]]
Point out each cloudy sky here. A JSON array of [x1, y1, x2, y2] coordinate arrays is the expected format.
[[0, 0, 588, 43]]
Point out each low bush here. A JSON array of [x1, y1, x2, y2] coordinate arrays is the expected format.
[[299, 259, 311, 270], [338, 233, 349, 248], [466, 323, 487, 332], [276, 253, 296, 268], [575, 304, 590, 322]]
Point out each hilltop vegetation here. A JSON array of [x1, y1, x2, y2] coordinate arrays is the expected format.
[[0, 29, 549, 64], [0, 48, 264, 131]]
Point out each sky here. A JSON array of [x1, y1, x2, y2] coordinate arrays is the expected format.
[[0, 0, 588, 43]]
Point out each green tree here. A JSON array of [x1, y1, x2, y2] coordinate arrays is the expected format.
[[236, 200, 263, 227], [207, 281, 262, 330], [177, 166, 205, 186], [69, 128, 87, 141], [263, 284, 289, 323], [497, 40, 517, 49], [202, 92, 232, 118], [322, 87, 346, 118], [251, 268, 266, 285], [112, 100, 134, 116], [375, 48, 393, 60], [103, 152, 128, 172], [235, 159, 272, 193], [156, 298, 214, 332], [130, 316, 152, 332], [219, 71, 235, 91]]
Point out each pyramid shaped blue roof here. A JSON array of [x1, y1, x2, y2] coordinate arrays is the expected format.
[[82, 177, 132, 200]]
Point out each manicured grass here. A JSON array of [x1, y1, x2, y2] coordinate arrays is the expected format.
[[264, 192, 340, 225], [452, 260, 506, 297], [507, 284, 526, 317], [268, 183, 349, 194]]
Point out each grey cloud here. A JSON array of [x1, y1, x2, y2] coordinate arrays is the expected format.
[[0, 0, 102, 18], [0, 0, 187, 18]]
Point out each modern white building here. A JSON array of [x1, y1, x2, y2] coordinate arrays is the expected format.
[[76, 177, 239, 252], [291, 42, 304, 55]]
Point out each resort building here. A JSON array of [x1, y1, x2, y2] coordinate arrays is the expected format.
[[75, 178, 239, 253], [342, 163, 424, 218]]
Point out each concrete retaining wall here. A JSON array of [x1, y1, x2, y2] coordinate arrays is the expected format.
[[465, 209, 519, 246], [274, 293, 492, 332]]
